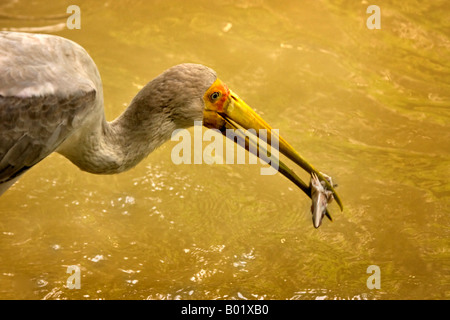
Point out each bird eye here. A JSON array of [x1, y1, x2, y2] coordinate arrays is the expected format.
[[210, 91, 221, 101]]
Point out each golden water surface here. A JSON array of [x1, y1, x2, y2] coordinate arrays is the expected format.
[[0, 0, 449, 299]]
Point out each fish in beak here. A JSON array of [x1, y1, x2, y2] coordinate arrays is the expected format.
[[202, 78, 343, 227], [310, 172, 335, 228]]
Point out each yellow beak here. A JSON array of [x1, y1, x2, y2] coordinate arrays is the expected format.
[[202, 80, 343, 225]]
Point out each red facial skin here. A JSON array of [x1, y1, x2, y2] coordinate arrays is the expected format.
[[204, 79, 230, 113]]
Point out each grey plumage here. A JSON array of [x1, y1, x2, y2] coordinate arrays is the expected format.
[[0, 91, 95, 182], [0, 31, 216, 195]]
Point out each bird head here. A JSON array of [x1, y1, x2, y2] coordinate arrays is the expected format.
[[200, 74, 343, 217], [142, 63, 343, 226]]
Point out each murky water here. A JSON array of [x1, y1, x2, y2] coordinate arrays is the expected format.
[[0, 0, 449, 300]]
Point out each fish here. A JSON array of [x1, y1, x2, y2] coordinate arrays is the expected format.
[[310, 172, 335, 228]]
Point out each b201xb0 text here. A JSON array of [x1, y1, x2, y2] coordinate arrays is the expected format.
[[225, 304, 269, 315]]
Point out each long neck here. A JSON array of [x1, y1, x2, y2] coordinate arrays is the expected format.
[[57, 97, 177, 174], [56, 63, 214, 174]]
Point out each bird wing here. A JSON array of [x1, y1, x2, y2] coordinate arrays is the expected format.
[[0, 92, 96, 183], [0, 32, 100, 184]]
